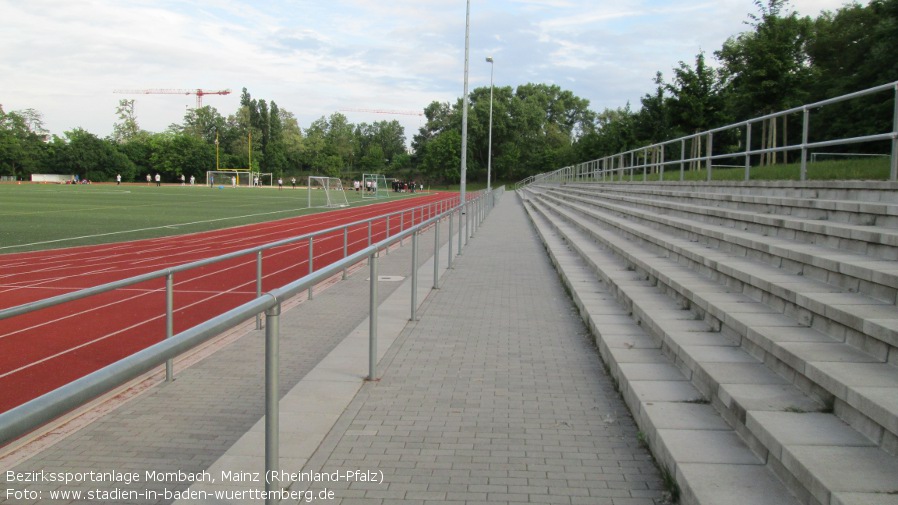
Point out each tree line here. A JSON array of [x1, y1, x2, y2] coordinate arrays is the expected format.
[[1, 0, 896, 184]]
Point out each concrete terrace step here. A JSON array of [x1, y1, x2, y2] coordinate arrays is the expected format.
[[530, 191, 898, 452], [559, 183, 898, 258], [566, 182, 898, 229], [521, 189, 898, 505], [538, 190, 898, 356], [522, 194, 801, 505], [554, 185, 898, 303], [584, 180, 898, 204]]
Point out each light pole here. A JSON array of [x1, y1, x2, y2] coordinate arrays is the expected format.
[[460, 0, 471, 224], [486, 56, 494, 192]]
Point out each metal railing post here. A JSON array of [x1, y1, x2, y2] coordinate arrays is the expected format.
[[892, 84, 898, 181], [367, 221, 372, 265], [367, 252, 378, 381], [256, 252, 263, 329], [410, 231, 418, 321], [448, 211, 454, 269], [801, 108, 810, 181], [680, 140, 686, 181], [399, 213, 404, 247], [457, 206, 463, 256], [385, 216, 390, 255], [264, 302, 280, 505], [342, 227, 348, 280], [706, 132, 714, 182], [745, 123, 752, 181], [433, 219, 440, 289], [308, 237, 314, 300], [642, 147, 649, 182], [465, 202, 471, 245], [165, 273, 174, 382]]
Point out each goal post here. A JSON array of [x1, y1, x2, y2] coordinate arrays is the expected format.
[[362, 173, 389, 199], [307, 176, 350, 208], [206, 169, 253, 188]]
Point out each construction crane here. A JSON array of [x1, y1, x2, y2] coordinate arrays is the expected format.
[[340, 108, 424, 116], [113, 88, 232, 109]]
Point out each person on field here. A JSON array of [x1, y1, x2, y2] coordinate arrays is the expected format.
[[155, 173, 161, 187], [146, 174, 151, 186], [291, 177, 296, 189], [278, 177, 283, 190], [190, 175, 195, 185], [116, 174, 121, 185]]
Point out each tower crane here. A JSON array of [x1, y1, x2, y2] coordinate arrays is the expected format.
[[339, 108, 424, 116], [113, 88, 232, 109]]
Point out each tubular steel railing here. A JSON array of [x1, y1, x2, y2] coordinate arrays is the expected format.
[[0, 186, 504, 504], [516, 80, 898, 189]]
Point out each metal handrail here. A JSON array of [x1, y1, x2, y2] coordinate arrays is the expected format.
[[0, 186, 505, 505], [0, 197, 457, 321], [517, 80, 898, 187]]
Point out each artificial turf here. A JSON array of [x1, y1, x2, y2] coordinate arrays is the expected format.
[[0, 182, 413, 254]]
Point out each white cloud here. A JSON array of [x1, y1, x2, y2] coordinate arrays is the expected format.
[[0, 0, 865, 141]]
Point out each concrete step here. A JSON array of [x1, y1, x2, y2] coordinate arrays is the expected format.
[[544, 186, 898, 292], [565, 182, 898, 229], [569, 180, 898, 204], [522, 189, 898, 505], [522, 194, 801, 505], [538, 190, 898, 357], [531, 192, 898, 453]]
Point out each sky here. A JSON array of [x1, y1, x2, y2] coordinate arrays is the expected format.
[[1, 0, 851, 144]]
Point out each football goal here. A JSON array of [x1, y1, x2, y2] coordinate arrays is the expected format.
[[362, 173, 389, 199], [207, 169, 253, 188], [308, 176, 350, 208]]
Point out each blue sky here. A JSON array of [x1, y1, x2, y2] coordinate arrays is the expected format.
[[1, 0, 848, 142]]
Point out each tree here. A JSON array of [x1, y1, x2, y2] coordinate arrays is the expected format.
[[266, 101, 287, 174], [149, 132, 214, 181], [806, 0, 898, 145], [0, 106, 50, 179], [53, 128, 135, 181], [412, 83, 594, 183], [258, 99, 270, 171], [119, 131, 154, 181], [278, 108, 304, 172], [636, 72, 673, 144], [663, 52, 730, 169], [419, 130, 463, 182], [716, 0, 813, 164], [573, 105, 638, 163], [356, 120, 406, 171], [112, 99, 140, 143]]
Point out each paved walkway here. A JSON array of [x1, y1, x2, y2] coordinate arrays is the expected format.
[[1, 194, 666, 504]]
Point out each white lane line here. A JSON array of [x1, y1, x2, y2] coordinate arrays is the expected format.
[[0, 207, 316, 252]]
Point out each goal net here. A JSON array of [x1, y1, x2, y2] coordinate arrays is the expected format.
[[308, 176, 350, 208], [207, 169, 252, 188], [362, 173, 389, 199]]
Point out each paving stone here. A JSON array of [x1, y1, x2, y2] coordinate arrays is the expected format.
[[295, 196, 666, 504]]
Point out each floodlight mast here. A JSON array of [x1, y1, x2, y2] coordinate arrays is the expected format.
[[486, 56, 494, 192], [460, 0, 471, 253]]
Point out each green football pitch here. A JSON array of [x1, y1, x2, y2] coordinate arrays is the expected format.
[[0, 183, 413, 254]]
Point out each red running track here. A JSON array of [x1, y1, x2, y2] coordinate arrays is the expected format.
[[0, 193, 458, 413]]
